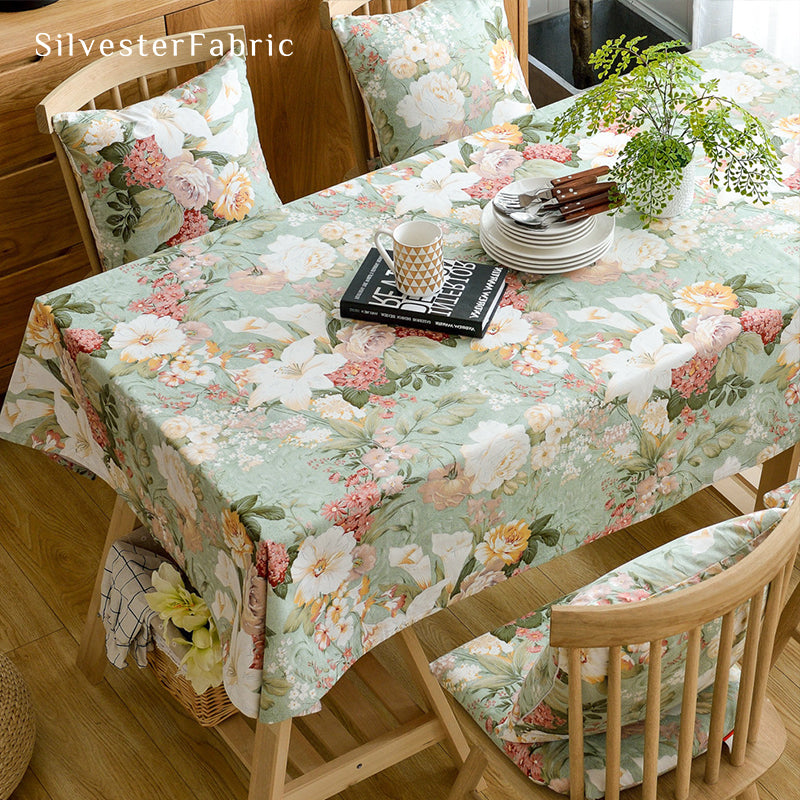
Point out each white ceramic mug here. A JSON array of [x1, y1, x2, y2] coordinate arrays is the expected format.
[[374, 220, 444, 299]]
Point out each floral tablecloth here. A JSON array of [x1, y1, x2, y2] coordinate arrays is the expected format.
[[1, 37, 798, 724]]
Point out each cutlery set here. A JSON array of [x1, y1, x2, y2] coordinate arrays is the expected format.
[[479, 166, 619, 274]]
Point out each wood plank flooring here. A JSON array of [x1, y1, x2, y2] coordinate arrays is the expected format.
[[1, 437, 797, 800]]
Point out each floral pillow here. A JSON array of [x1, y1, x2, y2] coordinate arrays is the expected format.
[[763, 477, 800, 509], [332, 0, 533, 166], [53, 51, 282, 270], [431, 506, 787, 745]]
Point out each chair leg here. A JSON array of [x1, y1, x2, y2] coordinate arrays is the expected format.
[[76, 495, 137, 682], [446, 747, 487, 800], [737, 782, 760, 800], [754, 442, 800, 510], [247, 718, 292, 800]]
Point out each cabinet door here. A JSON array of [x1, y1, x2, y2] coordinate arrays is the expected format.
[[167, 0, 357, 202]]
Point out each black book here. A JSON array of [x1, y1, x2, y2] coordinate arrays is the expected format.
[[340, 248, 507, 337]]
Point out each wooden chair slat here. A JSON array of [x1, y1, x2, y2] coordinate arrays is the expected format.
[[88, 98, 96, 110], [604, 645, 622, 800], [641, 638, 662, 800], [110, 85, 123, 108], [704, 611, 735, 784], [732, 589, 766, 765], [749, 567, 789, 742], [568, 647, 584, 800], [138, 75, 150, 101], [167, 66, 179, 87], [675, 627, 702, 800]]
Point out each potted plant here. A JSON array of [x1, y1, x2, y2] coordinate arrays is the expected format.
[[550, 35, 781, 220]]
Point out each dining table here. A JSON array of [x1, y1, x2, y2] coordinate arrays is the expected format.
[[1, 33, 798, 752]]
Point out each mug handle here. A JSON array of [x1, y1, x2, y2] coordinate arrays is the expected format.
[[374, 227, 395, 273]]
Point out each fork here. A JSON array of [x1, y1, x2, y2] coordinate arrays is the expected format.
[[501, 191, 612, 229], [495, 165, 611, 210]]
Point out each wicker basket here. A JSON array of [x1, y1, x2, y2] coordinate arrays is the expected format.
[[146, 643, 237, 727], [0, 654, 36, 799]]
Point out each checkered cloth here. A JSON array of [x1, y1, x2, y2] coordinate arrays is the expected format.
[[100, 541, 168, 668]]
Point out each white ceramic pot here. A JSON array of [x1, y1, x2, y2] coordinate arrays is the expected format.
[[657, 161, 696, 218]]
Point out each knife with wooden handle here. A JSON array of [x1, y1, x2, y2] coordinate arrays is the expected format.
[[550, 165, 610, 188]]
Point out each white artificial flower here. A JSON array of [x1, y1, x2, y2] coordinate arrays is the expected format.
[[390, 158, 479, 217], [461, 420, 530, 493], [108, 314, 186, 362], [244, 336, 346, 410], [598, 326, 695, 414]]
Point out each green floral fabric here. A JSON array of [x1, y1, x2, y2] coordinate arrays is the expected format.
[[332, 0, 533, 165], [435, 646, 740, 800], [0, 37, 797, 724], [53, 51, 282, 270], [764, 478, 800, 509], [431, 506, 785, 748]]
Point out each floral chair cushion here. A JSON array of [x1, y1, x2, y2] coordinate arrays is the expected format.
[[763, 477, 800, 509], [53, 51, 282, 270], [331, 0, 533, 166], [431, 506, 787, 746]]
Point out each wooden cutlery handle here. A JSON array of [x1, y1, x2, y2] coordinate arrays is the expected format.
[[551, 165, 610, 188], [557, 189, 612, 215], [552, 180, 613, 203], [561, 200, 612, 222]]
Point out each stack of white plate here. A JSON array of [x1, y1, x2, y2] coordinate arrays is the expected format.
[[480, 177, 615, 274]]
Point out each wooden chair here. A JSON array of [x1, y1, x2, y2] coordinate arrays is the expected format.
[[35, 26, 247, 275], [446, 497, 800, 800], [320, 0, 530, 178], [78, 494, 486, 800]]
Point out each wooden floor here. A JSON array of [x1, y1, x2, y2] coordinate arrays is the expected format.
[[1, 436, 797, 800]]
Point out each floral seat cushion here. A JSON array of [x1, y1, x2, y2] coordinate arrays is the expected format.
[[764, 476, 800, 509], [53, 50, 282, 270], [432, 500, 793, 749], [332, 0, 533, 166]]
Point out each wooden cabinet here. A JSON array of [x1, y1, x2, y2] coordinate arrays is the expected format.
[[0, 0, 527, 395]]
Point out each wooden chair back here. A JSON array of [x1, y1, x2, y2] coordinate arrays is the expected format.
[[320, 1, 423, 177], [549, 498, 800, 800], [36, 26, 247, 274], [320, 0, 529, 178]]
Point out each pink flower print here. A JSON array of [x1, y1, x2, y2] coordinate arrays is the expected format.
[[122, 135, 166, 188], [522, 143, 572, 163], [740, 307, 783, 344], [464, 175, 513, 199], [671, 354, 718, 398], [166, 208, 211, 248], [264, 540, 289, 587], [62, 328, 104, 358], [394, 326, 449, 342], [328, 357, 388, 390], [502, 742, 544, 781], [92, 161, 114, 182], [783, 169, 800, 190]]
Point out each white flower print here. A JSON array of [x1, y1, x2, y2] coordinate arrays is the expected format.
[[127, 95, 213, 158], [82, 115, 124, 155], [108, 314, 186, 362], [391, 158, 479, 217], [777, 310, 799, 366], [475, 306, 532, 349], [259, 235, 338, 281], [461, 420, 530, 493], [291, 525, 356, 604], [577, 131, 631, 167], [244, 336, 346, 410], [397, 72, 466, 139], [598, 326, 695, 414]]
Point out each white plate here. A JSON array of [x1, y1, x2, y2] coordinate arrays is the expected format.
[[480, 231, 613, 274], [482, 225, 614, 263], [482, 200, 615, 261]]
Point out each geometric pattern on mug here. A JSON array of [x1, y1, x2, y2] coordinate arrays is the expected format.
[[396, 240, 444, 296]]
